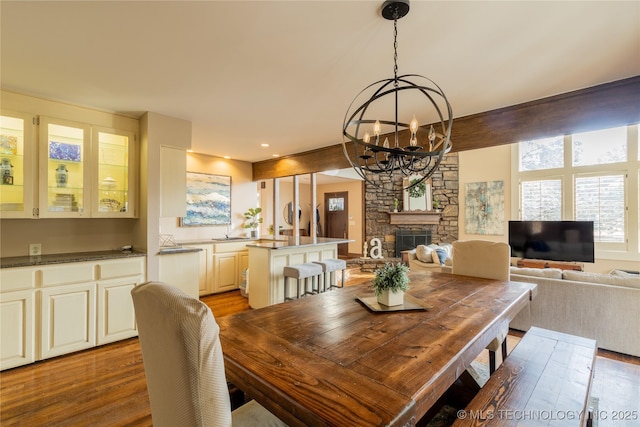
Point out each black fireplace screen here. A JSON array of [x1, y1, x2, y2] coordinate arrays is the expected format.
[[395, 230, 432, 257]]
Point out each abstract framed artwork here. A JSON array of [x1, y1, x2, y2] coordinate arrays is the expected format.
[[464, 180, 504, 235], [180, 172, 231, 226]]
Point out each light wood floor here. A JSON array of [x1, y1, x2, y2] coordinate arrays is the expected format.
[[1, 269, 638, 426]]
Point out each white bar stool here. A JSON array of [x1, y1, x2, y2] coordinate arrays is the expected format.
[[283, 263, 323, 301], [313, 259, 347, 291]]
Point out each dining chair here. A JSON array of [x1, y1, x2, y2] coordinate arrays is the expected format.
[[451, 240, 511, 374], [131, 281, 286, 427]]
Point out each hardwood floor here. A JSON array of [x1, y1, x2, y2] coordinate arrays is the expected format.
[[1, 269, 638, 426]]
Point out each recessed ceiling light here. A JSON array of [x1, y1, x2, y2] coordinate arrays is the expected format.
[[186, 149, 194, 153], [223, 156, 231, 159], [261, 143, 270, 148], [272, 154, 280, 157]]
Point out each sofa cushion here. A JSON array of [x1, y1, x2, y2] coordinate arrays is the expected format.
[[415, 245, 435, 263], [562, 270, 640, 289], [510, 266, 563, 279], [432, 248, 447, 265]]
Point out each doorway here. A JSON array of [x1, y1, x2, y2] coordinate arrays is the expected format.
[[324, 191, 349, 257]]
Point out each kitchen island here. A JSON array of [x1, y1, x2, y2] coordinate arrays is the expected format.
[[246, 237, 350, 308]]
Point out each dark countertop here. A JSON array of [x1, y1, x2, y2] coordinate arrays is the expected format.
[[0, 250, 147, 269], [247, 237, 352, 250]]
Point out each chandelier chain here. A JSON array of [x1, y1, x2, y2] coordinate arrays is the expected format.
[[393, 17, 398, 87]]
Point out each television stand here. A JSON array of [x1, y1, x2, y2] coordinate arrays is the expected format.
[[516, 259, 584, 271]]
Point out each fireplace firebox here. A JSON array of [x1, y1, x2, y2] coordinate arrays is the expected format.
[[395, 230, 432, 257]]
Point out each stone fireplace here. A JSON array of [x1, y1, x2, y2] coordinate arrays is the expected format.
[[363, 152, 459, 259]]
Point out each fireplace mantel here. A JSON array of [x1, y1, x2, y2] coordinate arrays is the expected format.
[[388, 211, 441, 225]]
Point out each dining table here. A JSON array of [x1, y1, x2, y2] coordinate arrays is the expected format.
[[217, 270, 537, 426]]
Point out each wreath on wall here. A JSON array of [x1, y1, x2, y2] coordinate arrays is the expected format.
[[407, 178, 427, 198]]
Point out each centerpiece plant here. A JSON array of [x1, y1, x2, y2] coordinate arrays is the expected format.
[[372, 262, 410, 307]]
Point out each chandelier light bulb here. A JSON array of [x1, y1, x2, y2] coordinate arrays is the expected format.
[[363, 132, 371, 143]]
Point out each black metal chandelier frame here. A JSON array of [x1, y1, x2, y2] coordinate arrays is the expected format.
[[342, 0, 453, 190]]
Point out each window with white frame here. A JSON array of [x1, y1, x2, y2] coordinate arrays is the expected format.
[[514, 124, 639, 260]]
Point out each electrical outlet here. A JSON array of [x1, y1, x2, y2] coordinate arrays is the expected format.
[[29, 243, 41, 256]]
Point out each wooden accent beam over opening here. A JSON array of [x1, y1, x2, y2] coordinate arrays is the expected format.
[[253, 76, 640, 181]]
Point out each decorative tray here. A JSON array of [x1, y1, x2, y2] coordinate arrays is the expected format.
[[355, 294, 430, 312]]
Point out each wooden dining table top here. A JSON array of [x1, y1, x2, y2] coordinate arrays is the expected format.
[[217, 270, 537, 427]]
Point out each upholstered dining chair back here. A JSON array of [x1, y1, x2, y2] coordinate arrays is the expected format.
[[451, 240, 512, 374], [451, 240, 510, 281], [132, 281, 233, 426]]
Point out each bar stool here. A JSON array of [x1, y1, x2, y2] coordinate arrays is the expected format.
[[313, 259, 347, 291], [283, 263, 323, 301]]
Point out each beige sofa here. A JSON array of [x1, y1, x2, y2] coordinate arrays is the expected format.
[[406, 243, 640, 357], [403, 243, 453, 272], [509, 267, 640, 357]]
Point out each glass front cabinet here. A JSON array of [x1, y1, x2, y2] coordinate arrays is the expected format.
[[0, 111, 36, 219], [0, 112, 137, 219], [92, 126, 136, 218]]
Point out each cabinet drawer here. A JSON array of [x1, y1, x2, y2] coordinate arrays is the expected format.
[[41, 262, 95, 287], [213, 241, 252, 253], [0, 267, 36, 292], [98, 257, 145, 280]]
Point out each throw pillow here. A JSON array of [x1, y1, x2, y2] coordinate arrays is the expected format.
[[432, 248, 447, 265], [415, 245, 433, 263]]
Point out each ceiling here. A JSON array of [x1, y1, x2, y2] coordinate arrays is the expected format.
[[2, 1, 639, 164]]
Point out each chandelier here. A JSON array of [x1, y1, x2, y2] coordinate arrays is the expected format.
[[342, 0, 453, 190]]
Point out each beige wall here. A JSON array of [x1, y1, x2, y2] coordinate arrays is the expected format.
[[159, 152, 257, 241], [459, 145, 638, 274]]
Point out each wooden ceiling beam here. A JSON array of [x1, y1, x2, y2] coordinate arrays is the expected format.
[[252, 76, 640, 181]]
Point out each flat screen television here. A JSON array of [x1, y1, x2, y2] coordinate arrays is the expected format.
[[508, 221, 595, 263]]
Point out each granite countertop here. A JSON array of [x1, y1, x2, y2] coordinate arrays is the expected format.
[[247, 237, 352, 250], [0, 250, 147, 269], [176, 237, 255, 245]]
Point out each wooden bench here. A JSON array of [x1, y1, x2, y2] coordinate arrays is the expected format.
[[454, 327, 597, 426]]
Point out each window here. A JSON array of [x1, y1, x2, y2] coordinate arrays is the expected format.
[[575, 174, 625, 242], [521, 179, 562, 220], [514, 123, 639, 261]]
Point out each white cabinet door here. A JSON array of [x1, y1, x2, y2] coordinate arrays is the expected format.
[[0, 110, 37, 219], [213, 253, 238, 293], [189, 244, 213, 296], [40, 282, 96, 359], [97, 277, 140, 345], [158, 252, 199, 298], [159, 146, 186, 218], [0, 289, 35, 369]]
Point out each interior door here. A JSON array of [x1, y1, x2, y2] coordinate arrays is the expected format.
[[324, 191, 349, 257]]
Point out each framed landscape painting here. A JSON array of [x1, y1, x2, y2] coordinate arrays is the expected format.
[[180, 172, 231, 226]]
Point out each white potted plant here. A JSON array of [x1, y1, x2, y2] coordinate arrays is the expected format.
[[243, 207, 263, 238], [372, 262, 410, 307]]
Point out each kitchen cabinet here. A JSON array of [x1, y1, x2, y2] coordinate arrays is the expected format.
[[40, 281, 96, 359], [159, 146, 186, 218], [97, 258, 145, 345], [158, 250, 200, 298], [0, 254, 145, 370], [0, 109, 138, 219], [0, 110, 37, 219], [211, 241, 254, 294], [188, 244, 214, 296], [91, 126, 137, 218], [0, 289, 35, 369]]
